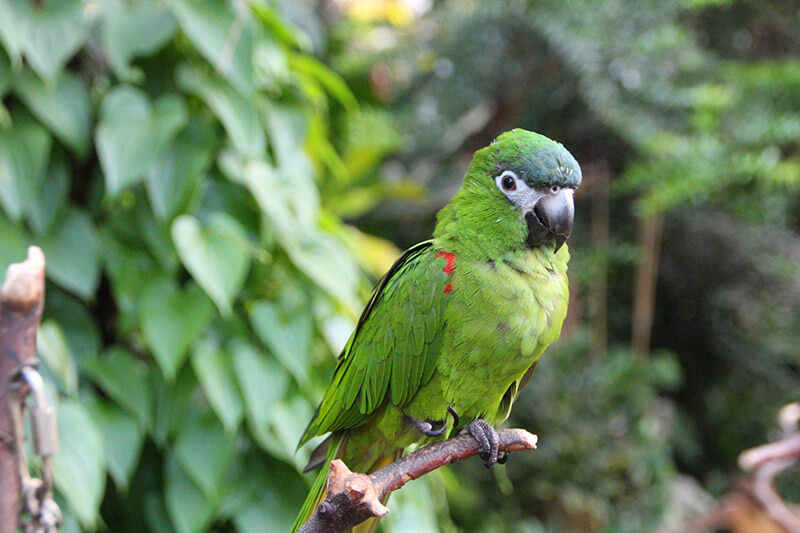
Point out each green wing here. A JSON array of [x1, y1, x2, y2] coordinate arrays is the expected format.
[[299, 240, 450, 446]]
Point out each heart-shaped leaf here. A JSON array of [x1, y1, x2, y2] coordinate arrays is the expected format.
[[14, 70, 91, 157], [83, 347, 152, 429], [53, 400, 107, 528], [102, 0, 177, 80], [231, 340, 288, 428], [87, 397, 144, 492], [0, 107, 51, 221], [27, 148, 70, 235], [248, 301, 312, 383], [165, 455, 216, 533], [37, 320, 78, 395], [140, 279, 214, 380], [171, 213, 251, 316], [177, 65, 265, 158], [174, 414, 235, 502], [146, 118, 215, 221], [0, 0, 90, 82], [39, 208, 100, 300], [191, 340, 244, 433], [96, 86, 187, 197], [167, 0, 255, 95]]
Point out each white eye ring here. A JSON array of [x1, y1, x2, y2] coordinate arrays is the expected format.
[[496, 170, 521, 193]]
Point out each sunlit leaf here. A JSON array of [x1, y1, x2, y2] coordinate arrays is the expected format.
[[230, 340, 288, 427]]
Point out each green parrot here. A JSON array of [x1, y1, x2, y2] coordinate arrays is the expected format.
[[292, 129, 581, 532]]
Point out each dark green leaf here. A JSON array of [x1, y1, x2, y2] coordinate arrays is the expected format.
[[53, 400, 107, 528], [0, 107, 51, 221], [96, 87, 187, 197], [39, 208, 100, 300], [140, 279, 214, 380], [173, 414, 235, 502], [171, 213, 251, 316], [231, 340, 288, 428], [83, 347, 152, 429], [177, 65, 265, 158], [27, 148, 70, 235], [248, 301, 311, 383], [14, 69, 90, 157], [165, 456, 215, 533], [103, 0, 177, 80], [191, 340, 244, 432], [87, 397, 144, 492]]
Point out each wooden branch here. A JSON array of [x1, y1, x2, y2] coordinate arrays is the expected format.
[[298, 428, 538, 533], [0, 247, 46, 533]]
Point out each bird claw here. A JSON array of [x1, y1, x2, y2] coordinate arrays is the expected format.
[[406, 414, 447, 437], [463, 419, 506, 468]]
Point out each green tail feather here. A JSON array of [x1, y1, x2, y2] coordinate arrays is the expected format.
[[291, 458, 331, 532]]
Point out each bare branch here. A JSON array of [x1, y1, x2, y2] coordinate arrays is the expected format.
[[298, 428, 537, 533]]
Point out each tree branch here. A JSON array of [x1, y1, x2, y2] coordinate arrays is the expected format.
[[298, 428, 538, 533], [0, 247, 46, 533]]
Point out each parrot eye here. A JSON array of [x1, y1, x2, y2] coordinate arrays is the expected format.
[[550, 185, 560, 194], [496, 170, 520, 193]]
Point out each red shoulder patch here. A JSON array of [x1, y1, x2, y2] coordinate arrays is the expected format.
[[436, 251, 456, 294]]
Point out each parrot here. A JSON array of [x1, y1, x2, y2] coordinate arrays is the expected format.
[[292, 129, 582, 532]]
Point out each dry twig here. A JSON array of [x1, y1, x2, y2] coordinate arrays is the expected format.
[[298, 428, 538, 533]]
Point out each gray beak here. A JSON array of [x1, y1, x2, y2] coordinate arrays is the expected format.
[[525, 188, 574, 251]]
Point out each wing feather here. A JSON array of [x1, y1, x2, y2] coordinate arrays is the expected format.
[[299, 241, 451, 446]]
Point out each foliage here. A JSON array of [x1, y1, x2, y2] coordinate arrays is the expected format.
[[0, 1, 405, 530]]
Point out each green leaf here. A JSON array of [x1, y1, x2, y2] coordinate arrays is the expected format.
[[14, 70, 90, 157], [191, 340, 244, 433], [151, 366, 197, 446], [87, 398, 144, 492], [165, 455, 216, 533], [37, 320, 78, 395], [39, 208, 100, 300], [0, 215, 29, 274], [284, 233, 359, 307], [146, 118, 216, 221], [140, 279, 214, 380], [27, 148, 69, 235], [102, 0, 177, 80], [288, 53, 358, 112], [248, 301, 311, 383], [173, 414, 235, 502], [0, 49, 11, 96], [0, 0, 90, 82], [96, 86, 187, 197], [83, 347, 152, 429], [0, 107, 51, 221], [177, 65, 265, 159], [167, 0, 255, 95], [249, 2, 310, 50], [53, 400, 107, 528], [231, 340, 288, 427], [171, 213, 251, 316]]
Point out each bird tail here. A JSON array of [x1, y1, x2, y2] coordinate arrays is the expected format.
[[291, 435, 401, 533]]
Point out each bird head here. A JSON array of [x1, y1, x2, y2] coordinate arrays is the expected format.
[[436, 129, 582, 258]]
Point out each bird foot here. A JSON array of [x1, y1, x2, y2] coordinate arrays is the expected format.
[[406, 414, 447, 437], [462, 419, 507, 468]]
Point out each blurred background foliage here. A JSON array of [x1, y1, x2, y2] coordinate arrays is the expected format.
[[0, 0, 798, 531]]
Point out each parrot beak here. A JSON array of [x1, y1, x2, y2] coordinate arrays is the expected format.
[[525, 188, 574, 251]]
